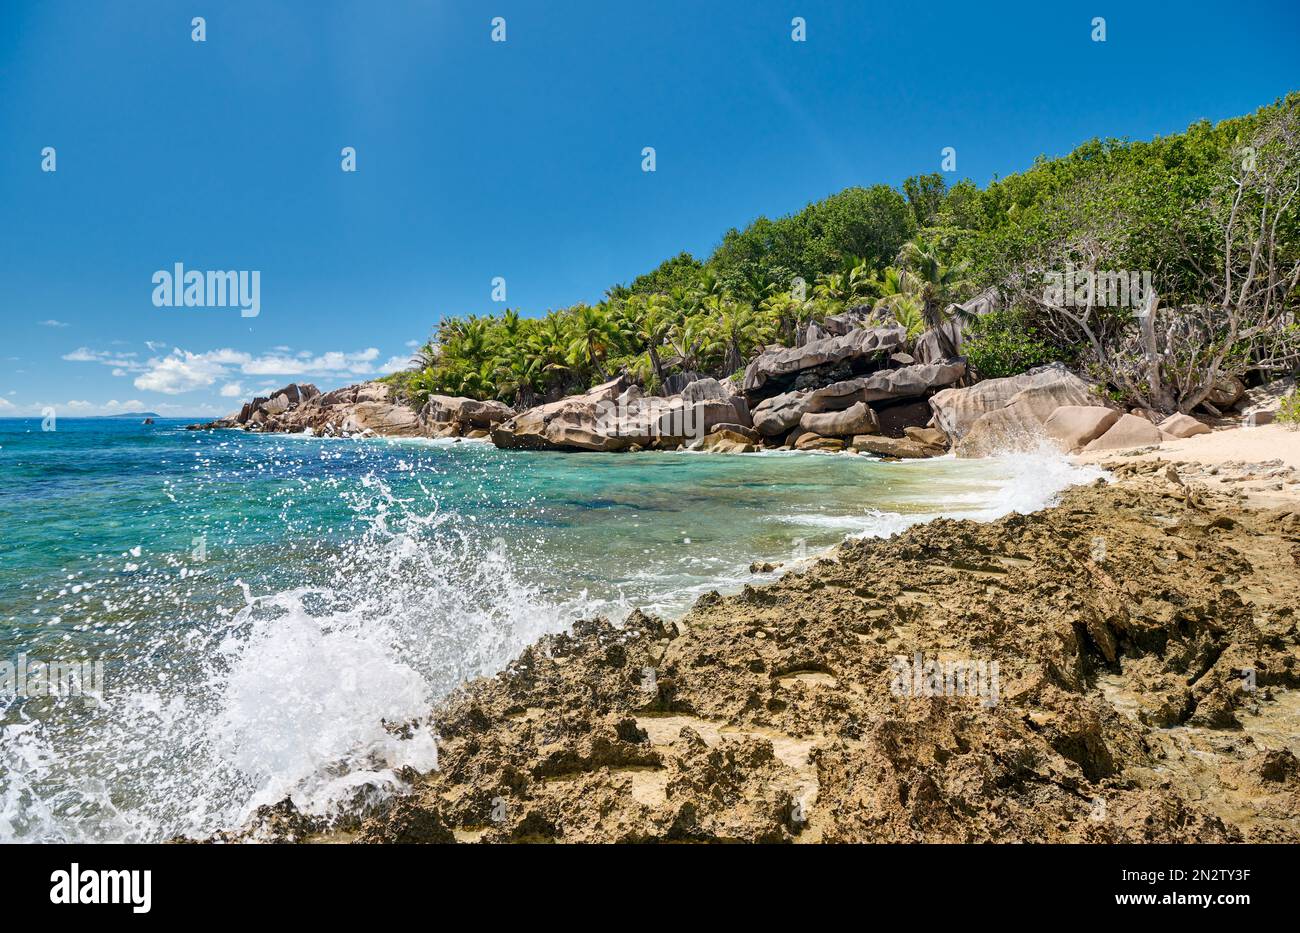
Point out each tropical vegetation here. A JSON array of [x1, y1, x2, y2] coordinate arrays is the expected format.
[[391, 94, 1300, 415]]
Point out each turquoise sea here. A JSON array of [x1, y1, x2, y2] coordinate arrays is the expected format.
[[0, 417, 1101, 841]]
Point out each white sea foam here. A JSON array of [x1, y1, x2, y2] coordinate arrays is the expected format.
[[0, 475, 593, 843], [0, 443, 1103, 843]]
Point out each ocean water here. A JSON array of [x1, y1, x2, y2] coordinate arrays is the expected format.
[[0, 417, 1103, 842]]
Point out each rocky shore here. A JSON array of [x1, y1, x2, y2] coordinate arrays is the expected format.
[[208, 450, 1300, 844], [189, 318, 1293, 464]]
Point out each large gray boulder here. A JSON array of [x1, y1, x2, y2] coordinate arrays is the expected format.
[[913, 288, 999, 364], [489, 376, 740, 451], [342, 402, 424, 437], [680, 377, 730, 404], [806, 361, 966, 411], [491, 376, 633, 451], [750, 361, 964, 438], [742, 325, 907, 396], [420, 395, 514, 432], [1082, 414, 1164, 452], [656, 399, 739, 440], [932, 363, 1085, 444], [1043, 405, 1124, 453], [751, 390, 810, 436], [799, 402, 880, 437], [950, 366, 1099, 458]]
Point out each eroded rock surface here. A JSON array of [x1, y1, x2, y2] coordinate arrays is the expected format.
[[217, 469, 1300, 844]]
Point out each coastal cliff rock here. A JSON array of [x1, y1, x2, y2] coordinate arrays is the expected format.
[[421, 396, 515, 436], [190, 380, 516, 440], [189, 380, 492, 439], [342, 401, 424, 436], [226, 470, 1298, 845], [742, 325, 907, 397], [799, 402, 880, 437], [931, 363, 1085, 443], [491, 377, 634, 452], [751, 361, 965, 440], [938, 364, 1101, 458], [490, 376, 750, 452], [1043, 406, 1124, 453]]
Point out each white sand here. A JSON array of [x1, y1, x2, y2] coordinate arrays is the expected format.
[[1073, 422, 1300, 469], [1072, 422, 1300, 508]]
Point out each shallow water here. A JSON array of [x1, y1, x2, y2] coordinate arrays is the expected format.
[[0, 417, 1102, 841]]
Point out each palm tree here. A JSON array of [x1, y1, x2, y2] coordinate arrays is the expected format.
[[703, 297, 769, 375], [526, 312, 573, 396], [760, 291, 801, 346], [411, 338, 440, 371], [635, 295, 675, 386], [812, 256, 873, 312], [895, 238, 975, 357], [566, 303, 621, 381], [667, 315, 709, 373], [870, 267, 926, 338]]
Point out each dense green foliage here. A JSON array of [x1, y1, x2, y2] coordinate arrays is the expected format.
[[1280, 389, 1300, 428], [395, 94, 1299, 409], [962, 310, 1068, 380]]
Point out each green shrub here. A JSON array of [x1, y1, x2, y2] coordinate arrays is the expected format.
[[1279, 388, 1300, 428], [962, 310, 1069, 379]]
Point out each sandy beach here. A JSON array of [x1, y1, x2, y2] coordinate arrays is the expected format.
[[1075, 422, 1300, 509]]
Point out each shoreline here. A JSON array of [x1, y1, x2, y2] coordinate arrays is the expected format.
[[206, 421, 1300, 844]]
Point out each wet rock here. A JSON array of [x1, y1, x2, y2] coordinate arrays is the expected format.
[[697, 429, 757, 454], [794, 434, 844, 451], [420, 395, 514, 434], [954, 369, 1098, 457], [210, 468, 1300, 845], [903, 426, 948, 448], [851, 434, 943, 459]]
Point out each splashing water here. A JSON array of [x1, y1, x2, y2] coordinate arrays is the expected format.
[[0, 420, 1101, 841]]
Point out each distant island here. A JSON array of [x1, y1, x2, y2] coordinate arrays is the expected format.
[[95, 412, 162, 419]]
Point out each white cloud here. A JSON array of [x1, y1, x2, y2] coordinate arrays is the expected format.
[[128, 346, 384, 394], [62, 348, 144, 371], [0, 398, 14, 410], [63, 343, 393, 398], [131, 350, 232, 394], [39, 319, 70, 328], [381, 354, 415, 373]]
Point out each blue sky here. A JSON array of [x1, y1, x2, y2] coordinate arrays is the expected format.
[[1, 0, 1297, 417]]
